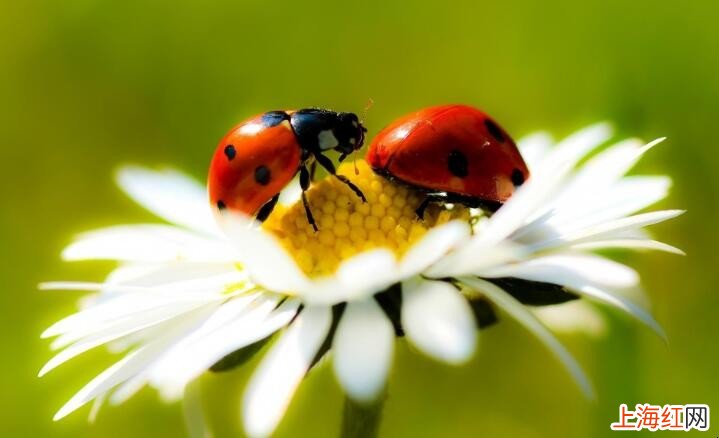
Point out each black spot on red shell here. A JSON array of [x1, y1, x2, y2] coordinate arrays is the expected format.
[[484, 118, 505, 143], [224, 145, 236, 161], [511, 168, 525, 186], [217, 200, 226, 210], [254, 165, 271, 185], [447, 149, 469, 178], [262, 111, 290, 127]]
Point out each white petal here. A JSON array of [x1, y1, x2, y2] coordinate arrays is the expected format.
[[278, 176, 302, 206], [41, 301, 220, 376], [42, 291, 222, 339], [478, 256, 665, 340], [242, 306, 331, 438], [39, 281, 107, 292], [43, 317, 169, 376], [150, 299, 299, 399], [334, 249, 397, 289], [546, 176, 672, 232], [54, 351, 147, 420], [116, 166, 220, 236], [605, 228, 651, 240], [104, 264, 161, 285], [53, 349, 138, 421], [542, 210, 685, 250], [53, 305, 217, 420], [88, 394, 105, 423], [425, 239, 525, 278], [223, 214, 310, 293], [333, 299, 394, 402], [183, 379, 212, 438], [62, 225, 238, 263], [535, 122, 613, 175], [401, 279, 477, 364], [110, 373, 148, 405], [509, 125, 612, 231], [482, 254, 639, 289], [399, 220, 470, 277], [84, 270, 245, 307], [549, 138, 662, 211], [469, 149, 578, 249], [459, 277, 593, 399], [517, 132, 553, 169], [512, 125, 613, 226], [39, 278, 238, 298], [298, 249, 400, 306], [571, 238, 685, 255], [105, 262, 241, 289], [532, 301, 607, 338], [54, 335, 170, 418], [40, 264, 197, 293], [175, 293, 273, 342], [571, 284, 666, 342]]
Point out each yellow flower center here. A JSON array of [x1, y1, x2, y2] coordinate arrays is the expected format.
[[262, 160, 470, 277]]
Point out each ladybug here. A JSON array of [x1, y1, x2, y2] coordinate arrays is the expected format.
[[367, 104, 530, 218], [208, 108, 367, 230]]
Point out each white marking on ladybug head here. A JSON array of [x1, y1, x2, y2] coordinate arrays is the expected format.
[[318, 129, 339, 151], [349, 138, 356, 145]]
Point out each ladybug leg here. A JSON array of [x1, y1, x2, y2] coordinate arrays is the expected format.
[[446, 193, 502, 217], [415, 193, 450, 220], [256, 193, 280, 223], [415, 197, 432, 220], [300, 165, 319, 232], [479, 200, 502, 216], [313, 152, 366, 202], [309, 160, 317, 182], [335, 174, 367, 202]]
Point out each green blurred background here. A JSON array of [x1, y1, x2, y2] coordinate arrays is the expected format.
[[2, 0, 718, 436]]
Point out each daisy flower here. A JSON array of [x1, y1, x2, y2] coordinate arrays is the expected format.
[[40, 122, 682, 437]]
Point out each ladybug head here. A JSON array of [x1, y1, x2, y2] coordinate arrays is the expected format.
[[332, 112, 367, 156]]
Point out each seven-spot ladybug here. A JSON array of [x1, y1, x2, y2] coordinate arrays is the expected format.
[[367, 104, 530, 218], [208, 109, 367, 230]]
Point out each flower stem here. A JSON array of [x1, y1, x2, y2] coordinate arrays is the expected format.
[[340, 394, 386, 438]]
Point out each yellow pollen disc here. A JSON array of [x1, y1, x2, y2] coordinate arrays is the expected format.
[[262, 160, 470, 277]]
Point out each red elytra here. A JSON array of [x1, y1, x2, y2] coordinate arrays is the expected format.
[[208, 109, 367, 229], [208, 112, 299, 217], [367, 104, 530, 213]]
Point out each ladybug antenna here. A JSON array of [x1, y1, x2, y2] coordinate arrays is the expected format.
[[353, 148, 360, 175], [362, 98, 374, 123], [349, 99, 373, 175]]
